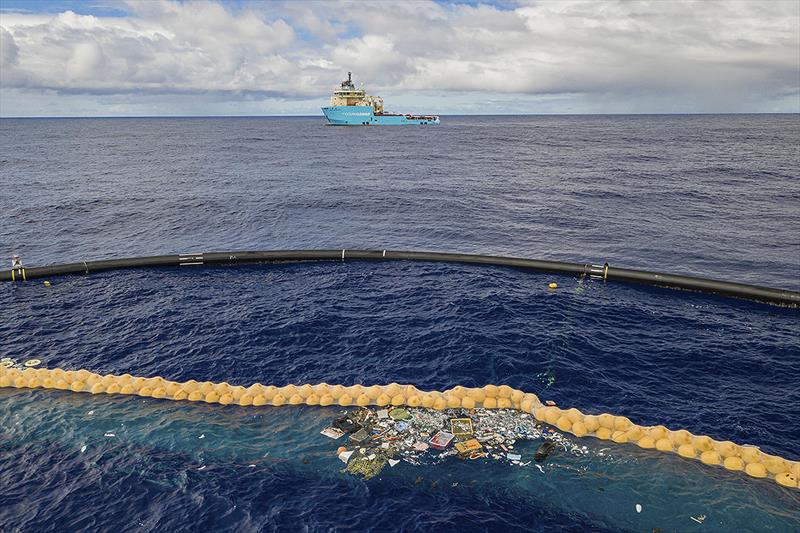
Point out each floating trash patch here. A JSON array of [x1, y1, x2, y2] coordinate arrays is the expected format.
[[320, 406, 580, 480], [1, 364, 798, 490]]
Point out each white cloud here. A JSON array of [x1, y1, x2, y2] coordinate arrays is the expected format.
[[1, 2, 299, 94], [0, 26, 19, 67], [0, 0, 797, 115], [331, 35, 412, 83]]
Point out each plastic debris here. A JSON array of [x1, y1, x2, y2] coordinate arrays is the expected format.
[[348, 428, 370, 444], [198, 434, 205, 439], [538, 371, 556, 386], [104, 433, 115, 437], [23, 359, 42, 367], [450, 418, 473, 438], [80, 445, 87, 453], [430, 431, 455, 450], [320, 406, 584, 481], [455, 439, 482, 457], [333, 415, 361, 433], [338, 450, 354, 464], [690, 515, 706, 524], [388, 408, 411, 420], [345, 449, 390, 480], [635, 504, 642, 513], [535, 441, 557, 462], [320, 427, 346, 439]]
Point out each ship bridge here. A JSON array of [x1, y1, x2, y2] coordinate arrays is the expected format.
[[330, 72, 383, 113]]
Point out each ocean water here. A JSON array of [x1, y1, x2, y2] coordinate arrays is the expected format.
[[0, 115, 799, 532]]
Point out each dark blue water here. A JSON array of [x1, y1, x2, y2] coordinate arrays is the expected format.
[[1, 115, 799, 532]]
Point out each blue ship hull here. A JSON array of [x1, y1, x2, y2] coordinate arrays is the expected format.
[[322, 106, 439, 126]]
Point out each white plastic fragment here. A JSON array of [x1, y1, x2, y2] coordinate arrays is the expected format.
[[388, 459, 400, 467], [635, 504, 642, 513], [339, 450, 354, 464], [198, 434, 205, 439], [104, 433, 115, 437], [321, 427, 345, 439], [80, 445, 87, 453]]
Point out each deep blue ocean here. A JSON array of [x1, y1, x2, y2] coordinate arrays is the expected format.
[[0, 115, 799, 532]]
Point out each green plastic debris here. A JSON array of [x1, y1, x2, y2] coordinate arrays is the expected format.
[[388, 408, 412, 420], [536, 371, 556, 388], [344, 452, 389, 480]]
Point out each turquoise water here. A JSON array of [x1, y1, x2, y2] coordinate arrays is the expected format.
[[3, 388, 799, 531]]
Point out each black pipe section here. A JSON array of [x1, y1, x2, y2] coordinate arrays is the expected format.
[[1, 249, 798, 308]]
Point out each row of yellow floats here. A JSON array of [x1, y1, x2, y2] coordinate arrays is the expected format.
[[1, 364, 797, 489]]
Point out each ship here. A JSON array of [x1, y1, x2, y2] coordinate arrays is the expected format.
[[321, 72, 439, 126]]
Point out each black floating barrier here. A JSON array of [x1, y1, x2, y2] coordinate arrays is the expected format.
[[1, 249, 798, 308]]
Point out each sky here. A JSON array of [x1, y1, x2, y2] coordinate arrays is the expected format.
[[0, 0, 798, 116]]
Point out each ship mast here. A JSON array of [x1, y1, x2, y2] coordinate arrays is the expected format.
[[341, 71, 356, 91]]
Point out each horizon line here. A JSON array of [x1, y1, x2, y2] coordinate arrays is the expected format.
[[1, 111, 798, 119]]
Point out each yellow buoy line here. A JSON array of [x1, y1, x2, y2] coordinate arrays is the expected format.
[[1, 364, 797, 489]]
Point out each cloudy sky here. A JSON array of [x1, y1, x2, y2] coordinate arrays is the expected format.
[[1, 0, 798, 116]]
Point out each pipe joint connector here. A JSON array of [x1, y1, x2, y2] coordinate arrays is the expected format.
[[589, 263, 609, 280]]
